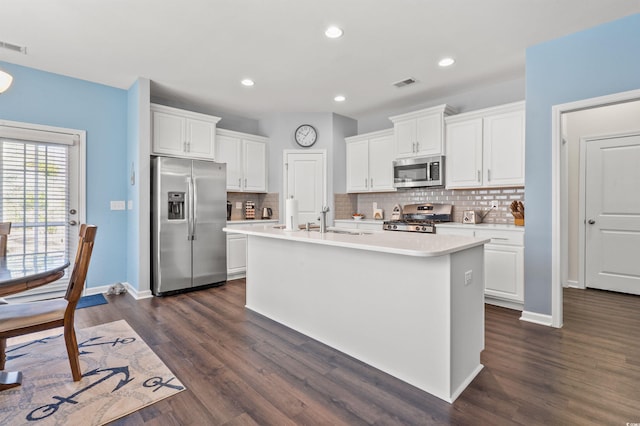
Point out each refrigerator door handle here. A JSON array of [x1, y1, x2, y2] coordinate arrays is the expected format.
[[192, 176, 198, 240], [187, 176, 194, 240]]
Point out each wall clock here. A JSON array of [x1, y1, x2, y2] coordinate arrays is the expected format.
[[294, 124, 318, 147]]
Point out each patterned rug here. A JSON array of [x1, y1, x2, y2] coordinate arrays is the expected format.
[[0, 320, 185, 425]]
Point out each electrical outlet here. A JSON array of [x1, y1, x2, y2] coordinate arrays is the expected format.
[[464, 270, 473, 286], [235, 202, 242, 209], [491, 200, 499, 209]]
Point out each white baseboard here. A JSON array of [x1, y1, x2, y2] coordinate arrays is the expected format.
[[520, 310, 554, 327], [565, 280, 579, 288], [84, 285, 111, 296], [85, 282, 152, 300], [485, 296, 523, 311], [123, 282, 153, 299]]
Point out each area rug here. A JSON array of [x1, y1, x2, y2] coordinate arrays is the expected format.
[[0, 320, 185, 425], [76, 293, 108, 310]]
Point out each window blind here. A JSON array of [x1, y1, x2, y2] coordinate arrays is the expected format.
[[0, 138, 70, 258]]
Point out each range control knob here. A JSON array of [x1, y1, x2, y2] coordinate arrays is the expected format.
[[392, 225, 397, 230]]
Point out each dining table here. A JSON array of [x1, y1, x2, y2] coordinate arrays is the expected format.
[[0, 253, 70, 391]]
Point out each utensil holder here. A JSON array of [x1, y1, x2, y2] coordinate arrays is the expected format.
[[514, 218, 525, 226]]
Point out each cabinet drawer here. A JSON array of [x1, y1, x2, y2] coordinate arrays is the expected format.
[[474, 229, 523, 246]]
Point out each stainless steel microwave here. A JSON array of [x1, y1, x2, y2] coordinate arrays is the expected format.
[[393, 155, 445, 188]]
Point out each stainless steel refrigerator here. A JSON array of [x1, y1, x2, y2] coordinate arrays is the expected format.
[[151, 156, 227, 295]]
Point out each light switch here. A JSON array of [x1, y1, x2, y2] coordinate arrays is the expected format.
[[235, 202, 242, 209], [110, 200, 126, 211]]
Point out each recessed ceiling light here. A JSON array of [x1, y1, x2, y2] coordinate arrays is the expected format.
[[334, 95, 346, 102], [325, 26, 343, 39], [241, 79, 254, 87], [438, 57, 455, 67]]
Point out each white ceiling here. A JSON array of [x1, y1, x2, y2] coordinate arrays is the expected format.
[[1, 1, 639, 121]]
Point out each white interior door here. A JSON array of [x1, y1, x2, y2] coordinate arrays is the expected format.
[[284, 151, 326, 226], [585, 133, 640, 294]]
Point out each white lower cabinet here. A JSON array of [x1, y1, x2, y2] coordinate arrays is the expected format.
[[437, 225, 524, 309], [226, 221, 277, 278], [227, 234, 247, 277]]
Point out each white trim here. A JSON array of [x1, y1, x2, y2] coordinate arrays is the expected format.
[[520, 310, 553, 327], [0, 119, 80, 145], [123, 281, 153, 299], [484, 297, 523, 311], [551, 88, 640, 329], [565, 280, 579, 288]]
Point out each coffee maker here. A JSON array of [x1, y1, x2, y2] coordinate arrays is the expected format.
[[226, 201, 232, 220]]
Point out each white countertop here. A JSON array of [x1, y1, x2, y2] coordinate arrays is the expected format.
[[224, 225, 489, 257], [334, 219, 383, 224], [437, 222, 524, 231], [227, 219, 279, 224]]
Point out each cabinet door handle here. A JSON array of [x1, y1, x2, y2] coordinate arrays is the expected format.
[[487, 169, 491, 181], [184, 141, 188, 152], [244, 178, 247, 187], [238, 178, 241, 187], [412, 142, 416, 153], [477, 170, 481, 182], [416, 141, 420, 152], [370, 177, 373, 187], [365, 178, 368, 188]]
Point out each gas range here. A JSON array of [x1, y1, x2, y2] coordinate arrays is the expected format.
[[382, 203, 452, 234]]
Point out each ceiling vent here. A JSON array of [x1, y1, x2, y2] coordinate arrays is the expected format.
[[392, 77, 417, 88], [0, 41, 27, 54]]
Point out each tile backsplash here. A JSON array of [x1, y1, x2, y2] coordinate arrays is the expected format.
[[335, 187, 524, 224], [227, 192, 279, 221]]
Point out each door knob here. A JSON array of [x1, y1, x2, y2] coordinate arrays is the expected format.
[[588, 219, 596, 225], [69, 220, 78, 226]]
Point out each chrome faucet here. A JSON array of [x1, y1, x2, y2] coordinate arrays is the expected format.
[[319, 205, 330, 233]]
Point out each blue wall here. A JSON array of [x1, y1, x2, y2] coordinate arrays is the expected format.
[[0, 61, 129, 288], [525, 13, 640, 314]]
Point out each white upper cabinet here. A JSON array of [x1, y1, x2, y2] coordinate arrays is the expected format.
[[151, 104, 221, 160], [445, 101, 525, 189], [346, 129, 395, 193], [390, 104, 456, 158], [215, 129, 268, 193]]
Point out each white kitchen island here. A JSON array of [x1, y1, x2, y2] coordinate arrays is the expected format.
[[224, 225, 489, 403]]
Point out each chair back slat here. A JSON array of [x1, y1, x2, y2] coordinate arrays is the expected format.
[[0, 222, 11, 257], [64, 225, 98, 308]]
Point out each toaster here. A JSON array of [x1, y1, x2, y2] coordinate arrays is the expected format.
[[463, 210, 482, 224]]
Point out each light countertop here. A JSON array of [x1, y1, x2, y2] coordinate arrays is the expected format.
[[334, 219, 384, 224], [437, 222, 524, 231], [224, 225, 488, 257], [227, 219, 279, 224]]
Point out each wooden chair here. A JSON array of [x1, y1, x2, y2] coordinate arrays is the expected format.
[[0, 222, 10, 305], [0, 222, 10, 257], [0, 224, 98, 383]]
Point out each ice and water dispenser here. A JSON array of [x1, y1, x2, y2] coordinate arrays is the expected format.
[[168, 191, 185, 220]]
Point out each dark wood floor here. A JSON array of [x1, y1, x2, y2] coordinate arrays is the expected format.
[[75, 281, 640, 425]]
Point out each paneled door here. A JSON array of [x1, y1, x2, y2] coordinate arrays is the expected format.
[[284, 151, 326, 226], [585, 133, 640, 294]]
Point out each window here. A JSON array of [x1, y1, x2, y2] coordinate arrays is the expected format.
[[1, 139, 69, 258]]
